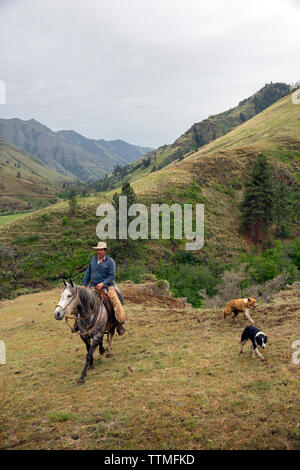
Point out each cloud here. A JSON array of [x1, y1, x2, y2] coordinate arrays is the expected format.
[[0, 0, 300, 147]]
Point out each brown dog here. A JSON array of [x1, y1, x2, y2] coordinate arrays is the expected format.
[[223, 297, 257, 323]]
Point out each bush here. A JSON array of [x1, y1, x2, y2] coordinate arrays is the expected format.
[[154, 257, 225, 307], [140, 273, 157, 283], [203, 267, 289, 308], [39, 213, 50, 222], [241, 240, 298, 284], [116, 261, 148, 284], [69, 196, 78, 215], [288, 239, 300, 270], [14, 288, 31, 297]]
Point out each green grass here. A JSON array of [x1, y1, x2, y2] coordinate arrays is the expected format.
[[0, 212, 34, 227], [0, 92, 299, 304], [0, 285, 299, 449]]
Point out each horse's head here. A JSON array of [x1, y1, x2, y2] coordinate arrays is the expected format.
[[54, 279, 78, 320]]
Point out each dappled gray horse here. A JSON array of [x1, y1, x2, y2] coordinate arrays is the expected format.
[[54, 280, 117, 384]]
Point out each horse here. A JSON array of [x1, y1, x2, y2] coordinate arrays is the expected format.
[[54, 280, 117, 384]]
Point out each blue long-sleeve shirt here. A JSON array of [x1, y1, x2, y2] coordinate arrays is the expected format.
[[82, 255, 116, 287]]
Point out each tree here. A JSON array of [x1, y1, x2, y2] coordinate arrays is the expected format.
[[241, 153, 275, 243], [113, 182, 137, 212], [273, 177, 292, 238], [290, 183, 300, 225], [111, 183, 141, 264], [68, 196, 78, 215]]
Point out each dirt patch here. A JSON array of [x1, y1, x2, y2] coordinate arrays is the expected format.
[[120, 282, 188, 308]]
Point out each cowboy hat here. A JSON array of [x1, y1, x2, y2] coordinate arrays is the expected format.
[[92, 241, 107, 250]]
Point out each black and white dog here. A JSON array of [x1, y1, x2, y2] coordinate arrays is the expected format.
[[239, 326, 267, 361]]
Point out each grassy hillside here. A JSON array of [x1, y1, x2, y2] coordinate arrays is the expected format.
[[92, 82, 291, 190], [0, 91, 299, 302], [107, 90, 300, 256], [0, 118, 152, 182], [0, 283, 299, 450], [0, 139, 69, 211], [0, 212, 36, 227], [185, 90, 300, 168]]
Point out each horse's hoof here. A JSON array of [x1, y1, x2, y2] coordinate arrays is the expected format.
[[88, 363, 94, 369], [99, 348, 106, 355], [106, 351, 112, 357], [77, 378, 85, 385]]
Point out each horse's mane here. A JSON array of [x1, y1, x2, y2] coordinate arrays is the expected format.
[[75, 286, 97, 312]]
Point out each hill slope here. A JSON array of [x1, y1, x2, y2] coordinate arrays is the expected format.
[[0, 118, 153, 182], [106, 90, 300, 256], [93, 82, 291, 190], [0, 283, 299, 449], [0, 139, 70, 211], [0, 91, 299, 301]]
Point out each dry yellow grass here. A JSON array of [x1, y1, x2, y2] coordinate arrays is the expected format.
[[0, 285, 299, 450]]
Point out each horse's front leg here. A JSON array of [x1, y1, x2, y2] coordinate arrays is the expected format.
[[77, 336, 101, 384], [80, 334, 94, 368]]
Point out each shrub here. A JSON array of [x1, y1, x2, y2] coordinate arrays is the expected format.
[[116, 261, 148, 284], [203, 267, 290, 308], [203, 239, 300, 308], [288, 239, 300, 270], [154, 257, 225, 307], [69, 196, 78, 215], [14, 288, 31, 297], [241, 240, 295, 284], [39, 213, 50, 222], [229, 177, 242, 190], [140, 273, 157, 283]]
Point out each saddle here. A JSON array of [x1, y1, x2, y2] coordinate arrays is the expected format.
[[114, 285, 125, 305], [101, 291, 114, 319], [96, 286, 124, 324], [71, 286, 124, 334]]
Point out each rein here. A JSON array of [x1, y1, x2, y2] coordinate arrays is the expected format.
[[64, 287, 105, 337]]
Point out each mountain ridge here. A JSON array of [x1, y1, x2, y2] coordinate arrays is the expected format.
[[0, 86, 299, 302], [0, 117, 153, 182], [92, 82, 291, 191]]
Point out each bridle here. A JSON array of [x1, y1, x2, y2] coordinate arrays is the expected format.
[[56, 285, 79, 313], [58, 286, 105, 337]]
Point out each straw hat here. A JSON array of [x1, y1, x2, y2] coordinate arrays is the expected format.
[[92, 241, 107, 250]]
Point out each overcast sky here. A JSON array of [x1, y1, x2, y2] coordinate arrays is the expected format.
[[0, 0, 299, 148]]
